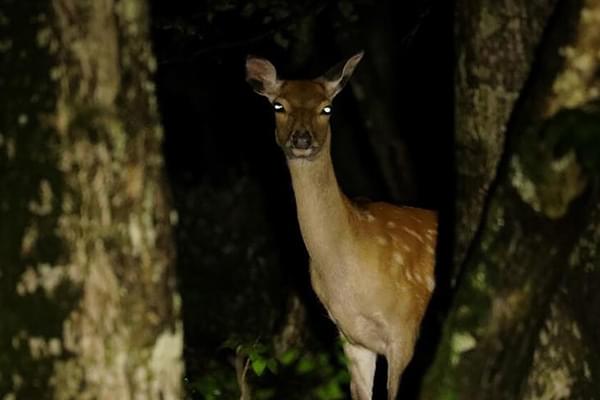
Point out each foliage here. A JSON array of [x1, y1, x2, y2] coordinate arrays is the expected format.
[[186, 337, 349, 400], [171, 174, 348, 398]]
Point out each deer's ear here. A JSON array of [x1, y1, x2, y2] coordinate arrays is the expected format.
[[246, 56, 281, 101], [319, 51, 364, 99]]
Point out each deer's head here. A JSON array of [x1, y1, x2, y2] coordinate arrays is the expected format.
[[246, 52, 363, 160]]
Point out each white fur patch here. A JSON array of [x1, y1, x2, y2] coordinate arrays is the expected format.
[[402, 227, 424, 242], [376, 236, 388, 246], [291, 148, 313, 157], [426, 276, 435, 292], [392, 252, 404, 265]]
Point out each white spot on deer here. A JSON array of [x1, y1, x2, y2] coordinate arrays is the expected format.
[[405, 269, 414, 282], [426, 245, 435, 255], [408, 214, 423, 223], [402, 244, 411, 252], [426, 276, 435, 292], [390, 234, 400, 244], [366, 213, 375, 222], [376, 236, 388, 246], [392, 252, 404, 265], [386, 221, 396, 228], [403, 227, 424, 242]]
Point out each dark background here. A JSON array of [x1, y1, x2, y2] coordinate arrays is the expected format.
[[149, 0, 453, 398]]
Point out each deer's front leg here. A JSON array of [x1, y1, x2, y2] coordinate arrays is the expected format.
[[343, 342, 377, 400]]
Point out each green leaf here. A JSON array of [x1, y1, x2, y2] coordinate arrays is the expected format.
[[267, 358, 278, 374], [252, 358, 267, 376], [335, 369, 350, 384], [296, 355, 316, 374], [279, 348, 299, 365], [316, 380, 344, 400], [255, 388, 276, 400]]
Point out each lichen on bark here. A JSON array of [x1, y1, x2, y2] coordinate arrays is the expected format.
[[422, 0, 600, 398], [0, 0, 182, 398], [453, 0, 558, 277]]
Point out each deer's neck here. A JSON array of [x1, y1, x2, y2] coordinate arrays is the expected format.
[[287, 145, 353, 262]]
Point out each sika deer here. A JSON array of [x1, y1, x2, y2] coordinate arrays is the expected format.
[[246, 52, 437, 400]]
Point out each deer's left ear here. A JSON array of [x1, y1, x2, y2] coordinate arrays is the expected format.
[[246, 56, 282, 101], [319, 51, 364, 99]]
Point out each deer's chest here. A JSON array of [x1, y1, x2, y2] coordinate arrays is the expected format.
[[309, 258, 388, 352]]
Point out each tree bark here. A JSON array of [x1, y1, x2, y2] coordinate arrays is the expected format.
[[422, 0, 600, 398], [452, 0, 558, 279], [0, 1, 182, 399]]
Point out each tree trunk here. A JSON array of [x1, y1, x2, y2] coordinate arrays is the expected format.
[[422, 0, 600, 398], [452, 0, 558, 279], [0, 1, 183, 399]]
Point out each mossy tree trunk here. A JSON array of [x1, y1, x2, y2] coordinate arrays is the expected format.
[[422, 0, 600, 399], [451, 0, 558, 278], [0, 1, 182, 399]]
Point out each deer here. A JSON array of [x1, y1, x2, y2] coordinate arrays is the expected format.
[[246, 51, 437, 400]]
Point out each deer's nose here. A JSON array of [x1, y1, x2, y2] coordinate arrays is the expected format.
[[291, 130, 312, 150]]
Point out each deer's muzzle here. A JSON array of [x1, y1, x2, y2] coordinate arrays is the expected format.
[[284, 129, 321, 159], [291, 130, 312, 150]]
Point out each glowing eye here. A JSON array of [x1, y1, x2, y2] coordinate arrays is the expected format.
[[322, 105, 332, 115], [273, 102, 285, 112]]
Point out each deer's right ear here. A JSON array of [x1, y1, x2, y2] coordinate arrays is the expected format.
[[246, 56, 281, 101]]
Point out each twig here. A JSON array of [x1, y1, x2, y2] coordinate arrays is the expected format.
[[234, 350, 252, 400], [400, 0, 434, 49]]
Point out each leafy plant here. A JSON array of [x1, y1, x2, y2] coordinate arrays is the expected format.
[[187, 337, 349, 400]]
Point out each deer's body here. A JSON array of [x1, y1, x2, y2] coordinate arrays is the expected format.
[[247, 53, 437, 400]]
